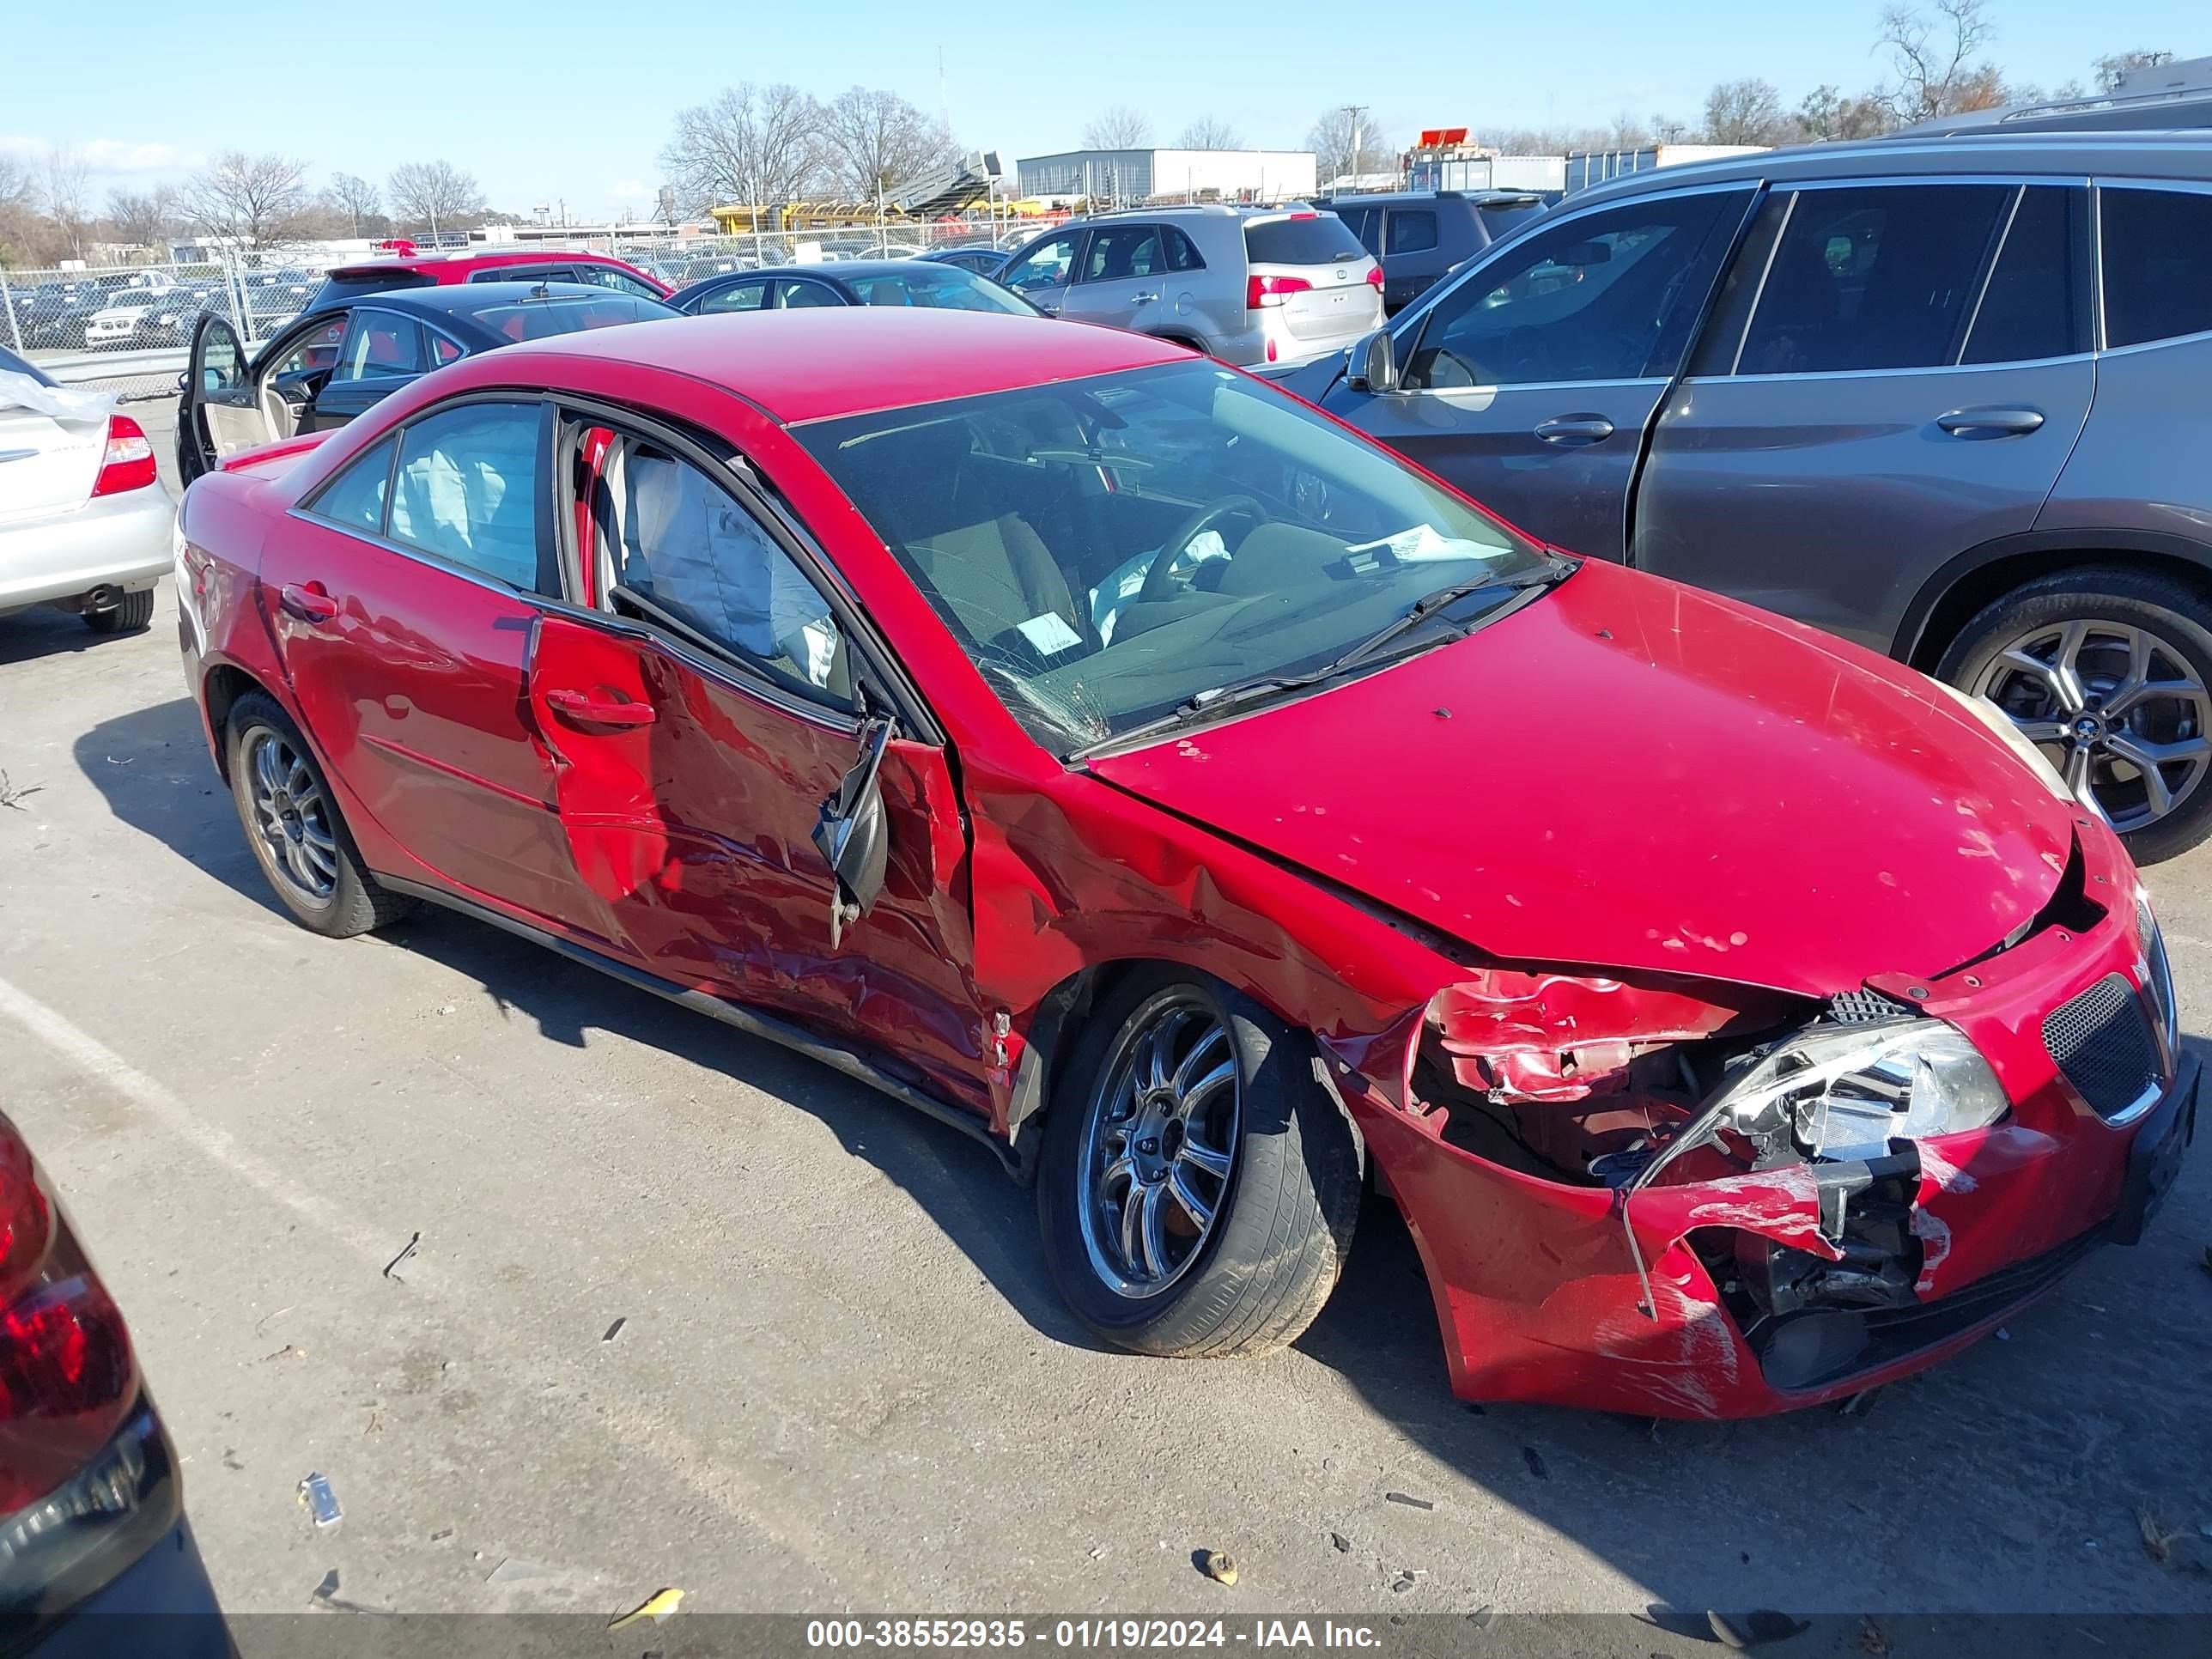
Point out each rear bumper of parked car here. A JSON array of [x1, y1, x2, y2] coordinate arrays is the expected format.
[[1337, 820, 2197, 1419], [0, 488, 173, 615]]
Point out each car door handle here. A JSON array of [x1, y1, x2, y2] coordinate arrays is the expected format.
[[1936, 406, 2045, 437], [1534, 416, 1616, 445], [1128, 291, 1159, 304], [544, 688, 657, 729], [278, 582, 339, 624]]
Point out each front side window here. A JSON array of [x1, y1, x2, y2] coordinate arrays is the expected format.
[[1000, 231, 1082, 294], [580, 429, 843, 702], [332, 310, 428, 382], [386, 401, 547, 592], [798, 360, 1549, 750], [306, 434, 397, 533], [2101, 185, 2212, 349], [1733, 184, 2012, 375], [267, 319, 345, 380], [1405, 190, 1744, 389]]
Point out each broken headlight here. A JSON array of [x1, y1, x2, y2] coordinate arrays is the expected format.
[[1697, 1018, 2010, 1164]]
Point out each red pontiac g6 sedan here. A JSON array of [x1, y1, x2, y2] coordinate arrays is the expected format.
[[173, 308, 2196, 1417]]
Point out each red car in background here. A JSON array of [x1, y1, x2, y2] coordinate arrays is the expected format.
[[301, 247, 670, 315], [173, 309, 2194, 1418]]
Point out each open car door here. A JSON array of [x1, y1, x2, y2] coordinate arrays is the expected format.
[[178, 313, 275, 485]]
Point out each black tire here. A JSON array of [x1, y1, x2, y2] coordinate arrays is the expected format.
[[1936, 567, 2212, 865], [226, 691, 415, 938], [1037, 969, 1359, 1358], [83, 588, 155, 634]]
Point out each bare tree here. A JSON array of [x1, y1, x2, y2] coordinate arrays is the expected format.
[[41, 149, 93, 259], [1878, 0, 2006, 125], [386, 161, 485, 239], [1795, 84, 1893, 141], [1701, 78, 1788, 144], [1306, 107, 1394, 185], [2094, 50, 2174, 93], [180, 152, 312, 250], [821, 86, 957, 204], [323, 172, 382, 237], [0, 153, 40, 266], [1175, 117, 1244, 150], [104, 186, 175, 249], [1083, 106, 1153, 149], [661, 83, 830, 216]]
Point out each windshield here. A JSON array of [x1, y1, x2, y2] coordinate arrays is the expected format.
[[798, 359, 1550, 751], [843, 266, 1032, 315], [463, 292, 679, 341]]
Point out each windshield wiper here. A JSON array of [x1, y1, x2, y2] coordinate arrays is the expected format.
[[1074, 562, 1570, 759]]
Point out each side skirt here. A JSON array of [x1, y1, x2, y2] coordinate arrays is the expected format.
[[376, 874, 1022, 1179]]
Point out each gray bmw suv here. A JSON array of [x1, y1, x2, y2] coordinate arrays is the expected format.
[[1289, 132, 2212, 860]]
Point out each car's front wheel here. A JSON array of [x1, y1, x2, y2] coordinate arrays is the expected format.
[[1038, 970, 1359, 1358], [1939, 568, 2212, 864], [227, 692, 416, 938]]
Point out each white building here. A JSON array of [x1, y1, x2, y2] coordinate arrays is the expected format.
[[1016, 149, 1318, 207]]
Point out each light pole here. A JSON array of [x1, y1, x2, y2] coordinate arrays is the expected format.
[[1341, 104, 1368, 190]]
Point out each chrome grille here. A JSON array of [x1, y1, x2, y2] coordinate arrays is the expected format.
[[2043, 973, 2161, 1121]]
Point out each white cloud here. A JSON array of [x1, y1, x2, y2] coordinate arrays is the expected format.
[[80, 139, 198, 173], [0, 136, 198, 173]]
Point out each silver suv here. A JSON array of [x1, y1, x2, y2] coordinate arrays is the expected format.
[[1291, 131, 2212, 860], [998, 205, 1383, 368]]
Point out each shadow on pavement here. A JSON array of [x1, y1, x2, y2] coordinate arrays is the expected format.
[[75, 694, 1086, 1351], [76, 697, 2212, 1623], [0, 606, 143, 666]]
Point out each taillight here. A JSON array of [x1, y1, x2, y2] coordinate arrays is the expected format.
[[1247, 274, 1314, 309], [0, 1118, 139, 1517], [1364, 264, 1385, 290], [89, 414, 157, 497]]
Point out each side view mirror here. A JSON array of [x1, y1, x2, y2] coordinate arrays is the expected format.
[[1346, 327, 1399, 395], [811, 716, 895, 948]]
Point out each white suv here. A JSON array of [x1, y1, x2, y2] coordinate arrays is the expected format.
[[998, 205, 1383, 368]]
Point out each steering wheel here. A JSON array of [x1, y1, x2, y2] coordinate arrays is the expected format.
[[1136, 495, 1262, 606]]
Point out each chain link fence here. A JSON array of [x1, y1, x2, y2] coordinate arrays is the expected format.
[[0, 215, 1048, 404]]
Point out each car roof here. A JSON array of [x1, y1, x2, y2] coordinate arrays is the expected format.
[[491, 307, 1189, 426], [348, 279, 647, 320], [1566, 129, 2212, 206], [325, 247, 637, 278]]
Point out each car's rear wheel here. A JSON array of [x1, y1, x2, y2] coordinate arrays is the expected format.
[[227, 692, 414, 937], [1037, 969, 1358, 1358], [1940, 568, 2212, 864], [83, 588, 155, 634]]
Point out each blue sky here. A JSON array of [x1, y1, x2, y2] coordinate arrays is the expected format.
[[3, 0, 2198, 221]]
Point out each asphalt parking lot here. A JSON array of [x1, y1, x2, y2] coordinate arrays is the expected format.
[[1, 403, 2208, 1635]]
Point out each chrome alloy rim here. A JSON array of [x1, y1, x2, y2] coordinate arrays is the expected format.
[[1971, 619, 2212, 833], [246, 729, 338, 904], [1077, 990, 1241, 1301]]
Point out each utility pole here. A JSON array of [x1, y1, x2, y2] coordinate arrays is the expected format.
[[1340, 104, 1370, 190]]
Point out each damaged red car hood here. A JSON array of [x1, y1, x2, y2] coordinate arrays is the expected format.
[[1088, 562, 2078, 997]]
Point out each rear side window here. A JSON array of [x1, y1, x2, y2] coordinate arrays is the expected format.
[[700, 280, 769, 314], [1962, 187, 2090, 364], [386, 402, 548, 592], [1340, 206, 1382, 257], [1159, 227, 1206, 271], [306, 435, 397, 533], [2101, 186, 2212, 349], [1243, 214, 1364, 265], [575, 265, 663, 299], [1387, 210, 1439, 255], [1733, 185, 2012, 374]]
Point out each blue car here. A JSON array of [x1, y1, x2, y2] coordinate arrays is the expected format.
[[919, 245, 1013, 280]]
